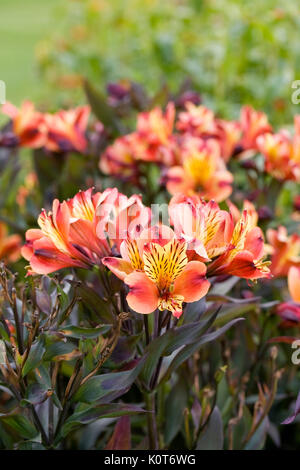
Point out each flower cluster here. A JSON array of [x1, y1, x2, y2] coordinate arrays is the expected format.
[[1, 101, 90, 153], [257, 117, 300, 182], [22, 188, 150, 274], [99, 101, 300, 193], [23, 188, 271, 318], [99, 102, 280, 201]]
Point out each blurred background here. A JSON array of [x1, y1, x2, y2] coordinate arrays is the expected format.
[[1, 0, 300, 125]]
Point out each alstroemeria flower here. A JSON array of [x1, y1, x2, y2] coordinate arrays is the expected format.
[[0, 223, 22, 263], [99, 134, 138, 181], [137, 102, 175, 147], [288, 266, 300, 303], [239, 105, 272, 152], [102, 226, 210, 318], [168, 194, 233, 262], [2, 101, 46, 148], [207, 203, 271, 280], [22, 187, 151, 275], [267, 226, 300, 277], [257, 116, 300, 182], [133, 102, 176, 163], [176, 103, 217, 137], [43, 105, 90, 153], [215, 119, 241, 162], [165, 137, 233, 202]]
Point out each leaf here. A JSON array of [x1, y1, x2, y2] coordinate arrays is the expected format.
[[59, 325, 111, 339], [231, 405, 252, 450], [213, 303, 256, 327], [161, 318, 244, 383], [0, 413, 38, 440], [109, 334, 141, 366], [140, 312, 219, 386], [244, 416, 269, 450], [196, 406, 224, 450], [164, 377, 189, 445], [74, 358, 146, 403], [61, 403, 143, 438], [35, 288, 52, 315], [72, 281, 113, 323], [43, 340, 76, 361], [84, 79, 124, 134], [22, 337, 46, 377], [281, 389, 300, 425], [20, 383, 49, 407], [105, 416, 131, 450], [182, 297, 207, 324]]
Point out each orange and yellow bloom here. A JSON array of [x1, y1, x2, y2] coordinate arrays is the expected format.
[[257, 116, 300, 182], [22, 187, 150, 274], [102, 226, 210, 318], [267, 226, 300, 277], [1, 102, 90, 153], [165, 137, 233, 202], [288, 266, 300, 303], [2, 101, 45, 148], [43, 105, 90, 153]]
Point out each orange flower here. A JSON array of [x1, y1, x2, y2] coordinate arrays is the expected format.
[[22, 188, 151, 275], [99, 134, 139, 181], [2, 101, 45, 148], [207, 202, 271, 280], [169, 194, 233, 262], [257, 117, 300, 181], [0, 223, 21, 263], [137, 102, 175, 148], [102, 226, 210, 318], [288, 266, 300, 303], [43, 105, 90, 153], [134, 102, 176, 163], [267, 226, 300, 277], [176, 103, 217, 136], [239, 105, 272, 151], [165, 137, 233, 202], [215, 119, 241, 162]]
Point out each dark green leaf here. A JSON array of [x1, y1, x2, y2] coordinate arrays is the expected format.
[[59, 325, 111, 339], [62, 403, 143, 437], [0, 413, 38, 440], [22, 337, 45, 377], [196, 406, 224, 450], [162, 318, 244, 383], [74, 358, 146, 403]]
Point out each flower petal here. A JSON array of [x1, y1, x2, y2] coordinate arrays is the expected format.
[[173, 260, 210, 302], [102, 256, 134, 281], [124, 271, 159, 314], [288, 266, 300, 302]]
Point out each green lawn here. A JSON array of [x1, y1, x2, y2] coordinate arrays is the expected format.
[[0, 0, 62, 106]]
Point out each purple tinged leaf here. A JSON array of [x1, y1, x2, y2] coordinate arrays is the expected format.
[[281, 390, 300, 425], [105, 416, 131, 450]]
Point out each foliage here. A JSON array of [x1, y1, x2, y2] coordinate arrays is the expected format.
[[37, 0, 300, 126]]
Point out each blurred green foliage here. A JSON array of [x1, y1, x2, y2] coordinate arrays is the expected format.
[[0, 0, 61, 107], [37, 0, 300, 125]]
